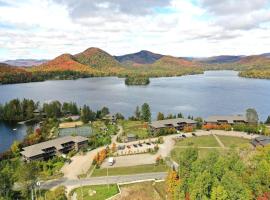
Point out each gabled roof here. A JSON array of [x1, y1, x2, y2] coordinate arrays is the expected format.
[[20, 136, 88, 158], [205, 115, 247, 124], [150, 118, 196, 129]]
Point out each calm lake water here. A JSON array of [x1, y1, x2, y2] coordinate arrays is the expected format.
[[0, 70, 270, 152]]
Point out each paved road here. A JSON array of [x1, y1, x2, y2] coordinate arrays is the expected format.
[[40, 172, 167, 190]]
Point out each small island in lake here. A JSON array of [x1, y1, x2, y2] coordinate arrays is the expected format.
[[125, 76, 150, 85]]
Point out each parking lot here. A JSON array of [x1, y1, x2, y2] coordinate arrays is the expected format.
[[116, 141, 157, 156], [100, 154, 156, 168]]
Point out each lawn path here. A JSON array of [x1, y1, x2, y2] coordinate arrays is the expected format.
[[213, 134, 225, 148]]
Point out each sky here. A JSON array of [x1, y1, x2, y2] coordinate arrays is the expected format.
[[0, 0, 270, 60]]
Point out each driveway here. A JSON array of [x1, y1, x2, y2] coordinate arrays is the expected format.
[[61, 146, 104, 179]]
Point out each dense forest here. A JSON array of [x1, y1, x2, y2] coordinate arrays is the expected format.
[[166, 147, 270, 200]]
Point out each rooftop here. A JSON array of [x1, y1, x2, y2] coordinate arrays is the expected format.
[[251, 136, 270, 147], [205, 115, 247, 124], [20, 136, 88, 158], [150, 118, 196, 129]]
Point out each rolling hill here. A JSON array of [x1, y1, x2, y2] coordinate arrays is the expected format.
[[115, 50, 163, 64], [30, 53, 98, 74], [74, 47, 124, 73]]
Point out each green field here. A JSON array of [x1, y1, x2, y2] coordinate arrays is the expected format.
[[121, 120, 149, 139], [217, 135, 250, 147], [171, 135, 250, 161], [175, 135, 220, 147], [91, 164, 168, 177], [70, 185, 119, 200]]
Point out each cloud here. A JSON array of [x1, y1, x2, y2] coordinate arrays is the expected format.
[[200, 0, 269, 15], [199, 0, 270, 30], [53, 0, 171, 18], [0, 0, 270, 60]]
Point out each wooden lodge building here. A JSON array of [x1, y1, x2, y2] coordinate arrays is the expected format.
[[204, 115, 247, 126], [149, 118, 196, 132], [20, 136, 88, 162]]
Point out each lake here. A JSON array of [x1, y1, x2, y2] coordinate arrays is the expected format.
[[1, 70, 270, 152]]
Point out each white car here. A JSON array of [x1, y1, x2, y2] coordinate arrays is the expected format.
[[108, 157, 115, 166]]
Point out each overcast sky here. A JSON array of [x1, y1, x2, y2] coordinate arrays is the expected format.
[[1, 0, 270, 60]]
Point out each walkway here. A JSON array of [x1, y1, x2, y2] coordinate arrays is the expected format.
[[213, 134, 225, 148]]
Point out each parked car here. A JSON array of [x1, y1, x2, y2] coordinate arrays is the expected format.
[[192, 132, 197, 136], [133, 144, 138, 148], [108, 157, 115, 166], [118, 145, 125, 150], [146, 142, 151, 145], [182, 134, 186, 138], [138, 143, 143, 147]]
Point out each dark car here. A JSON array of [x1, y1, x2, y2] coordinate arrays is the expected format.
[[182, 134, 186, 138], [138, 143, 143, 147], [133, 144, 138, 148], [146, 142, 151, 145], [192, 133, 197, 136]]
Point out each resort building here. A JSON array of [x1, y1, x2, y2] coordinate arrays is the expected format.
[[20, 136, 88, 162], [149, 118, 196, 132], [251, 136, 270, 148], [204, 115, 247, 125]]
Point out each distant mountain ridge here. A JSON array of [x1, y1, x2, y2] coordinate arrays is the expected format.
[[3, 59, 48, 67], [1, 48, 270, 83]]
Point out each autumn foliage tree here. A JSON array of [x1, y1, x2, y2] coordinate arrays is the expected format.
[[166, 170, 180, 200]]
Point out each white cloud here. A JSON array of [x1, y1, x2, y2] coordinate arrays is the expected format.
[[0, 0, 270, 60]]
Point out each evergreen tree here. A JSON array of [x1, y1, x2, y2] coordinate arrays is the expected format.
[[141, 103, 151, 122], [157, 112, 164, 120], [135, 106, 141, 120]]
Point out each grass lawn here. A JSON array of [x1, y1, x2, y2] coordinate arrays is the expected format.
[[171, 148, 228, 162], [119, 181, 165, 200], [70, 185, 119, 200], [121, 120, 149, 139], [91, 164, 168, 177], [175, 135, 220, 147], [217, 135, 250, 147]]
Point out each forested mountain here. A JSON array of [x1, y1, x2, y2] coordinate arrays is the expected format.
[[115, 50, 163, 64]]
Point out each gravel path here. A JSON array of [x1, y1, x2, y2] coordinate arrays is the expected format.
[[213, 134, 225, 148]]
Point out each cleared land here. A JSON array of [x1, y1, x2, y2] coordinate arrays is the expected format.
[[114, 181, 166, 200], [92, 164, 168, 177], [175, 135, 219, 147], [121, 120, 149, 139], [70, 184, 119, 200], [59, 121, 83, 129], [217, 135, 250, 147]]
